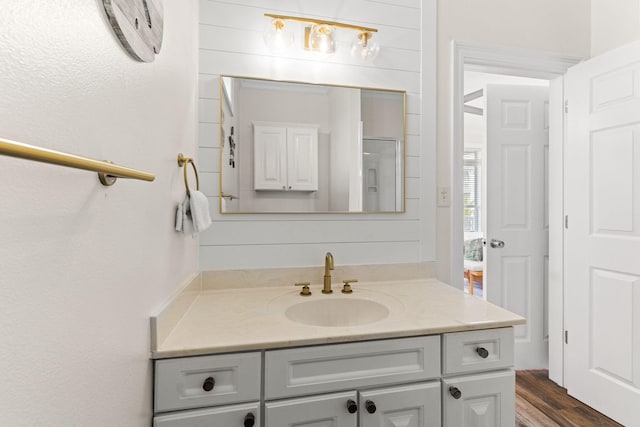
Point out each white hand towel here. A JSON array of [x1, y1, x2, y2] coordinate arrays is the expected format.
[[176, 194, 195, 234], [189, 190, 212, 232]]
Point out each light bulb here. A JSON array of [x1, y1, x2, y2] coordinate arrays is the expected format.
[[264, 18, 294, 54], [308, 24, 335, 54], [350, 31, 379, 61]]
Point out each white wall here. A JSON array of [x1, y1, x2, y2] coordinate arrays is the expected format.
[[592, 0, 640, 56], [199, 0, 433, 269], [436, 0, 591, 283], [0, 2, 199, 426]]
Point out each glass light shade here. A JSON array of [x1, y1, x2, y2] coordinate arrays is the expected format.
[[264, 18, 294, 54], [350, 31, 380, 61], [308, 24, 335, 54]]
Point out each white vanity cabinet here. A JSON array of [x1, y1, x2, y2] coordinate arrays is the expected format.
[[153, 328, 517, 427], [265, 383, 441, 427], [153, 352, 261, 427], [441, 328, 516, 427], [253, 123, 318, 192], [264, 336, 442, 427]]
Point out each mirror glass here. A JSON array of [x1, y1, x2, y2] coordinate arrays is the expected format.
[[219, 76, 406, 213]]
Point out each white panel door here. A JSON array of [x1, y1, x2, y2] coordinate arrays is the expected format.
[[485, 84, 549, 369], [286, 127, 318, 191], [265, 391, 358, 427], [565, 39, 640, 427], [359, 382, 441, 427]]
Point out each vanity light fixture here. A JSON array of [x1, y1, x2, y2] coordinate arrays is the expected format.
[[263, 17, 295, 53], [263, 13, 380, 61]]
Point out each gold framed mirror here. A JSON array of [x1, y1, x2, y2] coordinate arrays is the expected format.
[[219, 75, 406, 214]]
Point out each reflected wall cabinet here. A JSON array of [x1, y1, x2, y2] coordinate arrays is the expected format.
[[253, 122, 318, 192]]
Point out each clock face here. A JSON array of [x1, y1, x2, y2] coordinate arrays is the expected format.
[[102, 0, 164, 62]]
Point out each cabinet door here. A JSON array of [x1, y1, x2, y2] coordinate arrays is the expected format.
[[442, 370, 515, 427], [153, 402, 259, 427], [360, 381, 441, 427], [254, 124, 288, 190], [265, 391, 357, 427], [286, 127, 318, 191]]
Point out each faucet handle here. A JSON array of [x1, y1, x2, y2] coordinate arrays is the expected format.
[[341, 279, 358, 294], [295, 282, 312, 296]]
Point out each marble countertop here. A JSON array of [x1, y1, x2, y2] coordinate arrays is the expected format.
[[152, 278, 525, 359]]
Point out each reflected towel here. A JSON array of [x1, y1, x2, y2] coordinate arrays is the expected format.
[[189, 189, 212, 232]]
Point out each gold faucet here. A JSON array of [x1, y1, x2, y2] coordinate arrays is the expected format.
[[323, 252, 334, 294]]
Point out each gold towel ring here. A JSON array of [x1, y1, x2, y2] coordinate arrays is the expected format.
[[177, 153, 199, 196]]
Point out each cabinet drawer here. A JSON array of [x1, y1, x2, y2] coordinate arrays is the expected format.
[[154, 352, 261, 412], [265, 336, 440, 399], [442, 327, 514, 376], [153, 401, 260, 427]]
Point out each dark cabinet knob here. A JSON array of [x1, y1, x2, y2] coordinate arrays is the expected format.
[[346, 399, 358, 414], [244, 412, 255, 427], [202, 376, 215, 392], [476, 347, 489, 358], [449, 386, 462, 399], [365, 400, 377, 414]]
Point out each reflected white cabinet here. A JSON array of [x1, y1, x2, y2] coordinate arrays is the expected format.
[[253, 123, 318, 191]]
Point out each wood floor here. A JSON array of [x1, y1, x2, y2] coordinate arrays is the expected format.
[[516, 370, 623, 427]]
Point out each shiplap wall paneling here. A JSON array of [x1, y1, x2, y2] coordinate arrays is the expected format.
[[200, 241, 422, 270], [198, 0, 423, 270]]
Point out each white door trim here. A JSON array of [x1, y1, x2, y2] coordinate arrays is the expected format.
[[451, 41, 582, 384]]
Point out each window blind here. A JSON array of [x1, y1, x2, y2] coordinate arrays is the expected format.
[[464, 151, 481, 232]]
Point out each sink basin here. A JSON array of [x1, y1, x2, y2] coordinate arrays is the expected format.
[[285, 298, 389, 327]]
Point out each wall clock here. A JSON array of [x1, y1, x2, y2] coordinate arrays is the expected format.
[[102, 0, 163, 62]]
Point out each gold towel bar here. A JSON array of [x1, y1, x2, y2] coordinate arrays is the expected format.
[[0, 138, 155, 186], [177, 153, 199, 196], [221, 192, 239, 200]]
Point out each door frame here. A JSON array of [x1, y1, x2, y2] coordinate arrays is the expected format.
[[451, 41, 582, 383]]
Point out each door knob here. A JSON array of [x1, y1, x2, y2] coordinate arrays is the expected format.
[[489, 239, 505, 248], [346, 399, 358, 414]]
